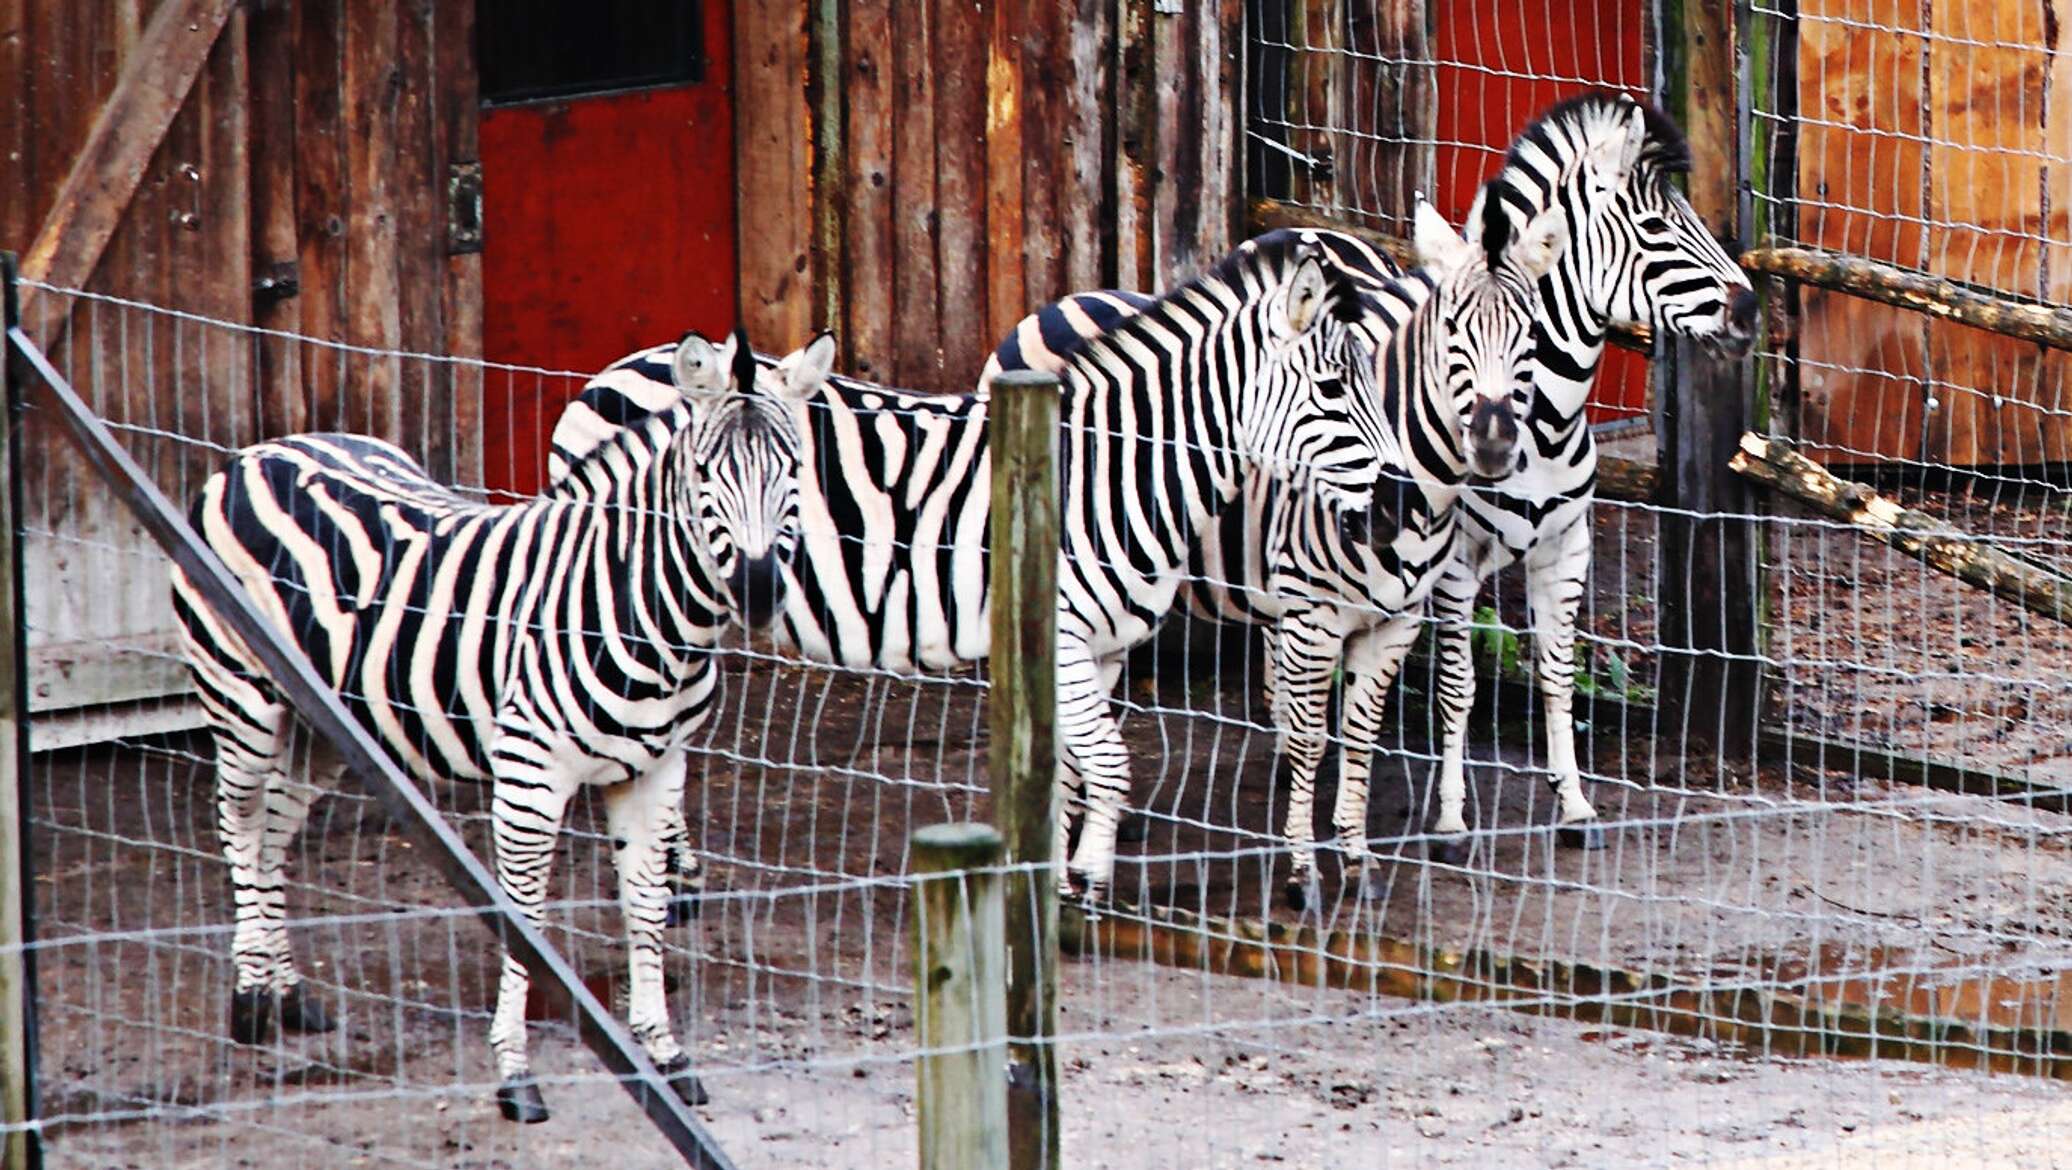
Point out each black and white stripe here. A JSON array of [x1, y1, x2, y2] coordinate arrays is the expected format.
[[173, 328, 835, 1118], [986, 196, 1571, 903], [1423, 93, 1755, 849], [547, 231, 1391, 899]]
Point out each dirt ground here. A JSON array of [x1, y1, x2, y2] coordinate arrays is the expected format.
[[26, 634, 2072, 1168]]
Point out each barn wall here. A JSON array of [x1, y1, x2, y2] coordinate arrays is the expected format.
[[2, 0, 482, 730], [733, 0, 1248, 393], [1791, 0, 2070, 467]]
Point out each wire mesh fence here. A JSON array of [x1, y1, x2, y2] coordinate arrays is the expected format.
[[11, 5, 2072, 1166]]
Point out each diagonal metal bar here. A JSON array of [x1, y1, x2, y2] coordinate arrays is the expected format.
[[3, 320, 737, 1170]]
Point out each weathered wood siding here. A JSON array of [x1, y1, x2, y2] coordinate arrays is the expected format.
[[734, 0, 1247, 391], [2, 0, 481, 731], [1793, 0, 2067, 467]]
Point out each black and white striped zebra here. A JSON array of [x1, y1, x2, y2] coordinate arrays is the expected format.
[[985, 194, 1571, 903], [984, 94, 1757, 891], [546, 231, 1391, 900], [171, 328, 836, 1122], [1422, 92, 1754, 856]]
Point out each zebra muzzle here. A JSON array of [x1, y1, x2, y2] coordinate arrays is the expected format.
[[1468, 397, 1520, 479], [728, 552, 786, 628]]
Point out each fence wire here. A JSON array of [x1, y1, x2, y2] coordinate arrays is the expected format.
[[14, 8, 2072, 1157]]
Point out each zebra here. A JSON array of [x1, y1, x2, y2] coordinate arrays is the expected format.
[[980, 93, 1757, 899], [985, 192, 1570, 904], [545, 231, 1393, 901], [1420, 92, 1755, 860], [170, 327, 837, 1124]]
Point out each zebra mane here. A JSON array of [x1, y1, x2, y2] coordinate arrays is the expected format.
[[1509, 90, 1692, 177], [1477, 180, 1510, 271]]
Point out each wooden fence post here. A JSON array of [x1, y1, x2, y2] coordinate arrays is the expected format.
[[987, 368, 1060, 1170], [911, 823, 1010, 1170], [0, 253, 42, 1170], [1654, 0, 1765, 761]]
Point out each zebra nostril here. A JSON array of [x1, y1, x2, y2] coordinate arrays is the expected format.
[[727, 553, 786, 628], [1729, 287, 1758, 334]]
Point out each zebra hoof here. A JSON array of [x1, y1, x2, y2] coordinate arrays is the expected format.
[[496, 1077, 552, 1124], [1426, 835, 1471, 868], [1556, 822, 1608, 851], [229, 987, 274, 1045], [656, 1054, 711, 1107], [663, 892, 702, 928], [1282, 875, 1319, 912], [1115, 811, 1150, 844], [278, 984, 337, 1033]]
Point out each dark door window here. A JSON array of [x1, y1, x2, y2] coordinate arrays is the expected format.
[[479, 0, 703, 107]]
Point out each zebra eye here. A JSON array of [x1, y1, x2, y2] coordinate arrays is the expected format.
[[1637, 214, 1671, 234]]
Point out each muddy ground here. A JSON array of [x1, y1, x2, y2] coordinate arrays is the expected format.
[[26, 636, 2072, 1168]]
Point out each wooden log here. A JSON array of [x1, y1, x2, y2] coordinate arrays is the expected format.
[[734, 0, 813, 352], [1730, 432, 2072, 625], [435, 0, 483, 488], [1654, 0, 1763, 758], [809, 0, 844, 346], [17, 0, 238, 348], [1061, 899, 2072, 1081], [988, 370, 1060, 1170], [0, 251, 42, 1170], [247, 0, 306, 442], [1248, 198, 1657, 354], [984, 0, 1027, 351], [842, 0, 895, 380], [934, 0, 988, 385], [295, 0, 347, 431], [1594, 455, 1658, 503], [910, 823, 1009, 1170], [889, 0, 942, 386], [1744, 245, 2072, 355]]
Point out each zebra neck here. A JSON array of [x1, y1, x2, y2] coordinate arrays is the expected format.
[[584, 437, 730, 637], [1386, 301, 1471, 504]]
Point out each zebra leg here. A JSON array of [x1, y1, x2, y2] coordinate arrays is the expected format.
[[1333, 616, 1423, 894], [1271, 614, 1341, 911], [254, 725, 341, 1034], [656, 796, 704, 927], [210, 699, 296, 1044], [603, 750, 708, 1107], [486, 746, 576, 1123], [1059, 645, 1133, 903], [1098, 657, 1151, 844], [1526, 522, 1604, 847], [1427, 555, 1486, 862]]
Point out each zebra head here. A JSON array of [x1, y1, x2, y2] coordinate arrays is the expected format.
[[1482, 93, 1755, 358], [1244, 236, 1388, 518], [667, 327, 835, 628], [1413, 185, 1572, 479]]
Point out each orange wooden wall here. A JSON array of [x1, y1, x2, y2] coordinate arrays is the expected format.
[[1794, 0, 2068, 467]]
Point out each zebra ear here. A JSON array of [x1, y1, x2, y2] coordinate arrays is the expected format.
[[1584, 104, 1647, 197], [1411, 197, 1474, 274], [1509, 204, 1570, 282], [671, 331, 730, 396], [1281, 254, 1329, 335], [774, 331, 838, 400]]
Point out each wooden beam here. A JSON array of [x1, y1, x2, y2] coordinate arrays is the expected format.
[[18, 0, 238, 343], [1249, 198, 1657, 354], [734, 0, 814, 352], [1747, 245, 2072, 354], [1062, 900, 2072, 1081], [1653, 0, 1762, 761], [1731, 432, 2072, 625]]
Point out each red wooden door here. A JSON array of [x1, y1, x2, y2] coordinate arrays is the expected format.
[[477, 2, 736, 497], [1433, 0, 1649, 424]]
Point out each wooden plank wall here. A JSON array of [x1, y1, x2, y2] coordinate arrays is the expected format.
[[735, 0, 1247, 392], [2, 0, 482, 718], [1794, 0, 2066, 467]]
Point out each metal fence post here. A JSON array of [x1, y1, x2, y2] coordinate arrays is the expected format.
[[911, 823, 1009, 1170], [1655, 0, 1766, 763], [0, 253, 42, 1170], [986, 369, 1060, 1170]]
